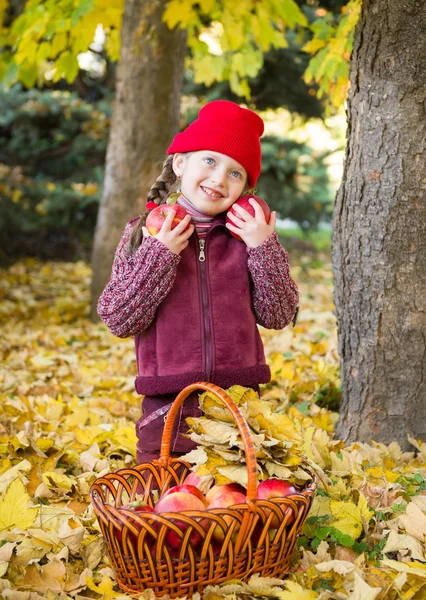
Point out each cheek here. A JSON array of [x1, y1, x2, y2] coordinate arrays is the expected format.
[[231, 179, 245, 196]]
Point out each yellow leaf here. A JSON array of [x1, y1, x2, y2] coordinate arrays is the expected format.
[[42, 472, 75, 491], [330, 494, 373, 540], [216, 465, 249, 487], [0, 478, 38, 532], [277, 580, 319, 599], [347, 572, 381, 600], [398, 502, 426, 542], [315, 559, 357, 575], [302, 38, 326, 54], [381, 560, 426, 579], [112, 425, 138, 457], [385, 470, 399, 483], [382, 530, 424, 562], [0, 542, 15, 577], [36, 437, 55, 452], [86, 573, 123, 597], [0, 459, 32, 494], [330, 450, 353, 476], [358, 492, 375, 524], [163, 0, 197, 28]]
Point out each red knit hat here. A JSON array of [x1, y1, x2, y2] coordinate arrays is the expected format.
[[167, 100, 264, 187]]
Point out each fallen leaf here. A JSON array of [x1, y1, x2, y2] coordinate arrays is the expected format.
[[0, 479, 38, 532]]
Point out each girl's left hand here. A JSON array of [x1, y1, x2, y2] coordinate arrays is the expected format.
[[226, 198, 277, 248]]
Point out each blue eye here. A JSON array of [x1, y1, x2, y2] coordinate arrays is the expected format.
[[231, 170, 242, 179], [204, 157, 215, 165]]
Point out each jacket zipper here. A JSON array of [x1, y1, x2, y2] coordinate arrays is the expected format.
[[198, 237, 213, 381]]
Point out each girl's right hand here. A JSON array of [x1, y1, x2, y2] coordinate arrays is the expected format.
[[142, 211, 194, 255]]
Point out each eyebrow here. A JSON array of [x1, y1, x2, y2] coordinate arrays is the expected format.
[[202, 153, 245, 173]]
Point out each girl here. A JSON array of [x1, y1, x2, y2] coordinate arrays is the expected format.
[[98, 100, 299, 464]]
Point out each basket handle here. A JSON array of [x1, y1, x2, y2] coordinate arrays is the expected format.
[[159, 382, 258, 503]]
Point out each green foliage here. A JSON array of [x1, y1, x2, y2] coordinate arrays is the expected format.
[[0, 85, 107, 261], [163, 0, 308, 98], [0, 0, 361, 110], [184, 27, 325, 120], [256, 136, 334, 231], [302, 0, 361, 109], [0, 0, 123, 88]]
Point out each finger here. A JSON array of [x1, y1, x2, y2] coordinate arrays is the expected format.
[[232, 203, 253, 220], [227, 210, 246, 225], [142, 226, 152, 237], [226, 222, 243, 234], [269, 211, 277, 229], [173, 214, 192, 233], [179, 223, 195, 240], [249, 198, 265, 222], [160, 209, 177, 231]]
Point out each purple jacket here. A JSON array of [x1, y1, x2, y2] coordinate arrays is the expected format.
[[98, 213, 299, 396]]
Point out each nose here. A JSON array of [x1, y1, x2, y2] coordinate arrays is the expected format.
[[210, 167, 226, 187]]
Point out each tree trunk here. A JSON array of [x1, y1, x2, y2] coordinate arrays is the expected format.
[[333, 0, 426, 449], [90, 0, 186, 319]]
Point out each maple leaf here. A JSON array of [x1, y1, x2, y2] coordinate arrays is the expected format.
[[330, 493, 373, 539]]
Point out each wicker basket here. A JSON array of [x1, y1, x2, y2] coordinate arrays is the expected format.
[[90, 382, 316, 598]]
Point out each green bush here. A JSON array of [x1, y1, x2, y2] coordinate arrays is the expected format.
[[256, 136, 333, 231], [0, 85, 107, 261]]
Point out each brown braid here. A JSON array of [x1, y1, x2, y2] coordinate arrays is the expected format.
[[127, 155, 178, 253]]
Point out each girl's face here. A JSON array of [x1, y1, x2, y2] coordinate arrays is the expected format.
[[172, 151, 248, 216]]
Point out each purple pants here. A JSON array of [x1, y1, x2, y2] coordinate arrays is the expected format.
[[136, 391, 201, 464]]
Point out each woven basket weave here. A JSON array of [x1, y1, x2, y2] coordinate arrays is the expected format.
[[90, 382, 316, 598]]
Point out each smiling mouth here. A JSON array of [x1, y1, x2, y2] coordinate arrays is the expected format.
[[201, 186, 224, 199]]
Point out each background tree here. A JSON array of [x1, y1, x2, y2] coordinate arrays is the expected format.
[[89, 0, 186, 318], [332, 0, 426, 448]]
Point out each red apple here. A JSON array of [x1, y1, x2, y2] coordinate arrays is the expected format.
[[205, 483, 246, 504], [184, 472, 214, 494], [206, 487, 247, 543], [154, 491, 206, 549], [116, 501, 154, 546], [146, 204, 190, 236], [161, 484, 208, 506], [184, 472, 202, 487], [226, 194, 271, 241], [257, 479, 299, 528]]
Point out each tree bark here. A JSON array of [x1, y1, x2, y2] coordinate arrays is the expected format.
[[90, 0, 186, 320], [333, 0, 426, 449]]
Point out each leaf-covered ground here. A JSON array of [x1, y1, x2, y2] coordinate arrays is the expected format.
[[0, 256, 425, 600]]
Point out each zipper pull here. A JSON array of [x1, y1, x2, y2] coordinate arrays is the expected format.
[[199, 239, 206, 262]]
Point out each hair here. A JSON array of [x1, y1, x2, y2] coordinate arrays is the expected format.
[[127, 153, 253, 253], [127, 155, 178, 253]]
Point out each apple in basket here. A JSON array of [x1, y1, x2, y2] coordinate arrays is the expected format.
[[115, 499, 154, 546], [257, 479, 299, 527], [161, 484, 208, 506], [154, 492, 206, 550], [205, 482, 246, 504], [206, 484, 247, 543], [183, 472, 201, 487], [226, 194, 271, 242], [146, 204, 190, 235], [184, 471, 214, 494]]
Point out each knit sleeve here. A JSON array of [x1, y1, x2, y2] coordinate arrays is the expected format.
[[247, 232, 299, 330], [97, 220, 181, 338]]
